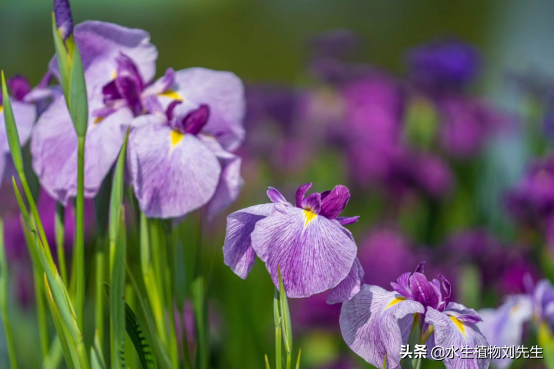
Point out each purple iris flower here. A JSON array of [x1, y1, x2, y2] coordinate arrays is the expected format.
[[406, 39, 480, 91], [1, 75, 36, 185], [505, 155, 554, 229], [223, 183, 362, 301], [31, 21, 159, 204], [478, 279, 554, 368], [340, 262, 489, 369], [127, 67, 245, 219], [53, 0, 74, 42]]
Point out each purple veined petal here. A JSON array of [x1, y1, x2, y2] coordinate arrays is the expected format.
[[251, 206, 357, 298], [143, 68, 175, 97], [267, 187, 287, 204], [142, 95, 164, 115], [326, 258, 364, 304], [425, 306, 490, 369], [116, 53, 144, 91], [31, 95, 130, 204], [336, 216, 359, 225], [116, 75, 143, 116], [301, 193, 321, 214], [49, 21, 158, 88], [223, 203, 275, 279], [7, 75, 31, 102], [173, 68, 245, 151], [477, 296, 532, 369], [409, 272, 441, 309], [437, 274, 452, 311], [415, 261, 425, 274], [128, 114, 221, 219], [53, 0, 74, 41], [295, 182, 313, 207], [340, 285, 425, 369], [391, 272, 412, 298], [319, 185, 350, 219], [199, 135, 243, 220], [0, 101, 36, 152], [102, 80, 122, 104]]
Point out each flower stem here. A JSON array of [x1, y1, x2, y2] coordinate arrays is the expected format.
[[75, 135, 85, 332], [95, 235, 106, 355], [0, 218, 17, 369], [192, 213, 209, 369]]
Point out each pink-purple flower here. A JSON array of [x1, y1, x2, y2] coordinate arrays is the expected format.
[[223, 183, 362, 301], [340, 262, 489, 369]]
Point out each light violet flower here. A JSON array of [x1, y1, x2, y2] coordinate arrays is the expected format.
[[31, 21, 158, 204], [223, 183, 362, 301], [340, 262, 489, 369], [127, 67, 245, 219], [478, 279, 554, 368]]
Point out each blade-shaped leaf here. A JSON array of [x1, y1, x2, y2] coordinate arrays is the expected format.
[[125, 301, 158, 369], [1, 71, 24, 174]]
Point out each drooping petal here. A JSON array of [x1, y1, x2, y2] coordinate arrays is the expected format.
[[199, 135, 243, 220], [172, 68, 245, 151], [477, 295, 532, 369], [426, 305, 490, 369], [295, 183, 313, 207], [251, 206, 357, 298], [128, 115, 221, 218], [319, 185, 350, 219], [327, 258, 364, 304], [0, 101, 35, 152], [50, 21, 158, 88], [223, 203, 275, 279], [391, 272, 411, 298], [267, 187, 287, 204], [336, 216, 359, 225], [340, 285, 424, 369], [31, 96, 129, 204]]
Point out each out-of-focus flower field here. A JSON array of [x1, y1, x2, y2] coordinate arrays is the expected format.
[[2, 1, 554, 369]]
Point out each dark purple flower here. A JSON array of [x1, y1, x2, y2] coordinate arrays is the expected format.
[[506, 155, 554, 228], [223, 183, 362, 300], [407, 39, 480, 90], [53, 0, 74, 42], [340, 262, 489, 369]]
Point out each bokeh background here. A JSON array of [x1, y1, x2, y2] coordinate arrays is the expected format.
[[3, 0, 554, 368]]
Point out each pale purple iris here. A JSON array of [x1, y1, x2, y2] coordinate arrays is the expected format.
[[407, 39, 480, 91], [1, 75, 36, 186], [340, 262, 489, 369], [31, 21, 158, 204], [478, 279, 554, 368], [127, 67, 245, 219], [223, 183, 362, 301]]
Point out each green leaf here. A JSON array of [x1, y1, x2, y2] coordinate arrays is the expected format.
[[1, 71, 24, 174], [538, 322, 554, 369], [277, 266, 293, 356], [125, 301, 158, 369], [265, 354, 271, 369], [109, 132, 130, 369], [0, 218, 17, 369], [295, 349, 301, 369], [91, 331, 107, 369], [68, 45, 88, 137]]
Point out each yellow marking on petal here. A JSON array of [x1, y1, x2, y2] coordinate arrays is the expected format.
[[0, 105, 3, 114], [110, 71, 117, 79], [385, 297, 406, 309], [159, 90, 183, 101], [170, 130, 184, 147], [450, 316, 466, 336], [510, 303, 520, 314], [94, 116, 105, 124], [302, 210, 317, 228]]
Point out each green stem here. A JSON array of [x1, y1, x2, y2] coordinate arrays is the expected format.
[[95, 235, 106, 357], [274, 289, 282, 370], [0, 218, 17, 369], [75, 136, 85, 332], [192, 214, 209, 368], [275, 321, 282, 369], [55, 203, 68, 286], [162, 223, 178, 368]]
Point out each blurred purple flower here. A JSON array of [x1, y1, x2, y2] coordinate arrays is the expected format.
[[340, 262, 489, 369], [438, 96, 508, 158], [128, 67, 245, 219], [506, 155, 554, 228], [223, 183, 362, 300], [357, 226, 420, 289], [32, 21, 158, 205], [291, 291, 341, 332], [407, 39, 480, 91]]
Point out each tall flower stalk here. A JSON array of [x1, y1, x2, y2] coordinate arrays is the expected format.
[[51, 0, 88, 332]]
